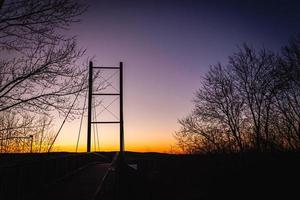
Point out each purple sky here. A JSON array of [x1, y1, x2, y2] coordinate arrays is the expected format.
[[58, 0, 300, 152]]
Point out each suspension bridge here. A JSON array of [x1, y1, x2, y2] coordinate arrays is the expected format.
[[0, 62, 149, 200]]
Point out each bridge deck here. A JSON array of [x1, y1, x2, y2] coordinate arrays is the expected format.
[[33, 162, 110, 200]]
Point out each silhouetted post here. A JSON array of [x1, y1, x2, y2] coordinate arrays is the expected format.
[[29, 135, 33, 153], [87, 61, 93, 152], [0, 0, 4, 9], [120, 62, 124, 154]]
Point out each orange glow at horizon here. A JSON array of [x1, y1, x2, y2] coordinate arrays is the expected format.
[[53, 142, 175, 153], [52, 126, 180, 153], [51, 89, 189, 154], [53, 131, 178, 153]]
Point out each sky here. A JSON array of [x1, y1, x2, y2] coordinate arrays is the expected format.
[[54, 0, 300, 152]]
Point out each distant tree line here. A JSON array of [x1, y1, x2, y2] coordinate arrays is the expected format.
[[175, 37, 300, 153]]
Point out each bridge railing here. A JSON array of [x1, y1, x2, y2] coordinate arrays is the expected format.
[[0, 153, 107, 200]]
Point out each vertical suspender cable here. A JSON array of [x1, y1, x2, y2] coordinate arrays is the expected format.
[[75, 88, 88, 152], [94, 105, 100, 151]]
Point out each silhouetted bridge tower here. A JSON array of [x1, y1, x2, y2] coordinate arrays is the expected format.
[[0, 62, 146, 200], [87, 61, 124, 154]]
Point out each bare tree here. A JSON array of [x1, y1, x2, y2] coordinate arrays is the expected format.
[[0, 0, 88, 114], [229, 45, 279, 151], [274, 37, 300, 150], [176, 40, 300, 154], [0, 111, 54, 152], [175, 62, 249, 153], [175, 115, 231, 153], [0, 0, 89, 152], [196, 64, 246, 151]]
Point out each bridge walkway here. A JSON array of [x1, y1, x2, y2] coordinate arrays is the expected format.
[[32, 162, 110, 200]]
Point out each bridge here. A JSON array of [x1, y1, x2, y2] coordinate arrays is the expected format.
[[0, 62, 150, 200], [0, 152, 150, 200]]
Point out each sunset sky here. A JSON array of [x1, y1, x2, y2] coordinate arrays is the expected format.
[[54, 0, 300, 152]]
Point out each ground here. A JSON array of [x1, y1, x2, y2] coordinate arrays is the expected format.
[[125, 152, 300, 200], [1, 151, 299, 200]]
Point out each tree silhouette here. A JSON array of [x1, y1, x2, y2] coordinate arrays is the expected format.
[[0, 0, 88, 152], [274, 37, 300, 150], [176, 37, 300, 153], [0, 111, 53, 152]]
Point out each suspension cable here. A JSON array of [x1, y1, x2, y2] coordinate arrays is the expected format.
[[93, 99, 100, 151], [75, 88, 88, 152], [48, 84, 84, 153], [93, 110, 96, 151], [92, 99, 99, 151], [94, 102, 100, 151]]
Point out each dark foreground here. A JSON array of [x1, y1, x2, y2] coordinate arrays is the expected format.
[[128, 152, 300, 200], [0, 151, 299, 200]]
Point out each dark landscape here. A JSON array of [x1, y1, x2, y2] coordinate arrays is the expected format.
[[1, 151, 300, 200]]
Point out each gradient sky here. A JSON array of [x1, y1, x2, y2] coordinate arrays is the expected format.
[[54, 0, 300, 152]]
